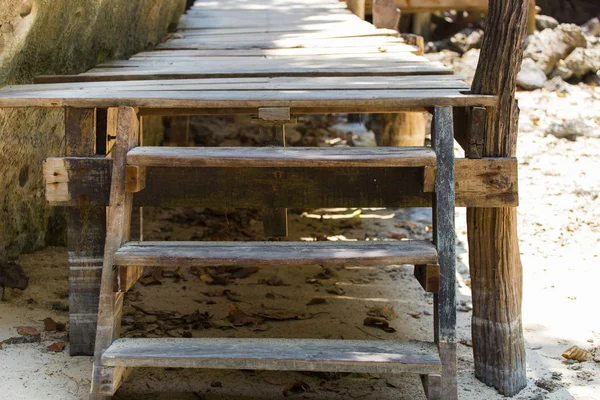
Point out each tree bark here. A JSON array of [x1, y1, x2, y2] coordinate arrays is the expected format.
[[467, 0, 528, 396]]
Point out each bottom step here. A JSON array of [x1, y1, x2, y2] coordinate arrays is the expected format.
[[102, 338, 441, 375]]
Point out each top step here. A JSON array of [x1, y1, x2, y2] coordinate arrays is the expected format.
[[127, 147, 436, 168]]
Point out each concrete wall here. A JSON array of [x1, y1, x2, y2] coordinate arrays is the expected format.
[[0, 0, 186, 262]]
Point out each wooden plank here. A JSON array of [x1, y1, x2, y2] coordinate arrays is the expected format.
[[2, 75, 471, 93], [43, 157, 518, 208], [90, 107, 139, 398], [114, 241, 438, 268], [346, 0, 366, 20], [126, 147, 436, 168], [366, 0, 487, 14], [125, 166, 146, 193], [421, 374, 442, 400], [466, 106, 486, 159], [431, 106, 457, 399], [414, 264, 440, 293], [0, 88, 496, 110], [64, 107, 105, 357], [102, 338, 441, 375]]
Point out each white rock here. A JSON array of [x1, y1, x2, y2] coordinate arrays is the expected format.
[[524, 24, 588, 74], [560, 47, 600, 78], [536, 15, 559, 31], [518, 58, 548, 90]]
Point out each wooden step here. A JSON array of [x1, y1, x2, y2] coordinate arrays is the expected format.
[[114, 240, 438, 268], [127, 147, 436, 168], [102, 338, 442, 375]]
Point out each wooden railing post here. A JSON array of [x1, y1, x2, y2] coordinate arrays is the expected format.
[[467, 0, 529, 395]]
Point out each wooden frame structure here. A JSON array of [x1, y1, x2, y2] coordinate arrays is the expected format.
[[0, 0, 529, 397]]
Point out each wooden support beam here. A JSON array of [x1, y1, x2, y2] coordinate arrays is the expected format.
[[468, 0, 528, 395], [43, 157, 518, 208], [114, 266, 144, 293], [347, 0, 366, 19], [64, 107, 105, 357], [373, 0, 401, 31], [125, 166, 146, 193], [98, 366, 132, 396], [255, 107, 290, 238], [414, 264, 440, 293], [431, 106, 457, 399], [90, 107, 140, 398]]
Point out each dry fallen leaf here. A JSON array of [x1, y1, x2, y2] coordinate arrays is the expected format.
[[43, 317, 66, 332], [200, 274, 215, 284], [283, 381, 310, 397], [460, 339, 473, 347], [227, 304, 264, 326], [390, 232, 408, 240], [367, 305, 398, 321], [562, 346, 591, 362], [306, 298, 327, 306], [256, 311, 313, 321], [363, 317, 396, 333], [408, 312, 422, 319], [17, 326, 40, 336], [47, 342, 66, 352], [258, 276, 288, 286], [211, 319, 236, 330]]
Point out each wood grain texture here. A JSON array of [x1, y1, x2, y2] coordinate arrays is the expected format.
[[468, 0, 528, 395], [64, 107, 105, 356], [114, 240, 438, 268], [90, 107, 139, 398], [43, 157, 518, 208], [431, 106, 457, 400], [126, 147, 436, 168], [372, 0, 401, 31], [366, 0, 487, 14], [102, 338, 442, 375]]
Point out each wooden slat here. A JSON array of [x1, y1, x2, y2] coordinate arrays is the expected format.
[[365, 0, 488, 14], [114, 266, 144, 293], [43, 157, 518, 208], [126, 147, 437, 168], [64, 107, 105, 357], [102, 338, 442, 375], [114, 241, 438, 268]]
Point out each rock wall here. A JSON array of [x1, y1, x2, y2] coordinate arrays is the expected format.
[[0, 0, 186, 262]]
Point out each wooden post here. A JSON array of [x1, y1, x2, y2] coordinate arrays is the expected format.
[[467, 0, 528, 395], [432, 106, 457, 400], [527, 0, 538, 35], [347, 0, 366, 19], [370, 6, 427, 148], [65, 108, 106, 356]]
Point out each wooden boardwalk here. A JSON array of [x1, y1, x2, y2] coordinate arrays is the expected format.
[[0, 0, 495, 113]]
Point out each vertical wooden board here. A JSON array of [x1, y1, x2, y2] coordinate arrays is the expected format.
[[373, 0, 401, 31], [260, 122, 288, 238], [65, 107, 105, 356], [414, 264, 440, 293], [431, 106, 457, 399], [91, 107, 139, 398], [347, 0, 366, 19]]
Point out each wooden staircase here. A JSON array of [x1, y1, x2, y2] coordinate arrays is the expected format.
[[88, 105, 456, 399]]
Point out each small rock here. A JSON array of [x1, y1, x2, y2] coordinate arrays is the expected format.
[[551, 371, 563, 380], [567, 363, 582, 370], [543, 76, 570, 93], [536, 15, 559, 31], [550, 64, 574, 81], [559, 48, 600, 79], [2, 335, 40, 345], [0, 261, 29, 290], [576, 371, 593, 381], [19, 0, 33, 18], [534, 378, 561, 392], [546, 120, 595, 141], [582, 17, 600, 36], [453, 48, 480, 84], [518, 58, 548, 90], [524, 24, 588, 74]]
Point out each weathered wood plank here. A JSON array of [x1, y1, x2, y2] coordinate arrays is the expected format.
[[102, 338, 442, 375], [113, 240, 438, 268], [126, 147, 436, 168], [365, 0, 487, 14], [64, 107, 105, 357], [90, 107, 139, 398], [98, 366, 132, 396], [43, 157, 518, 208], [114, 266, 144, 293], [431, 106, 457, 399], [373, 0, 401, 31]]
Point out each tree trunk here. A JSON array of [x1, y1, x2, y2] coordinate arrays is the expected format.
[[467, 0, 528, 396]]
